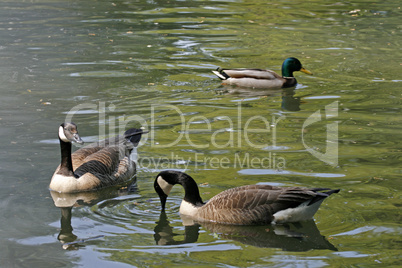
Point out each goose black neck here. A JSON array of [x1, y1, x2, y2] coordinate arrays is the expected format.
[[177, 173, 204, 207], [58, 138, 75, 177]]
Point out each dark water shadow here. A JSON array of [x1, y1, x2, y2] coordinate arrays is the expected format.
[[154, 212, 337, 251], [50, 182, 138, 250]]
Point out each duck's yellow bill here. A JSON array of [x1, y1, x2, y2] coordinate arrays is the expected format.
[[300, 67, 313, 75]]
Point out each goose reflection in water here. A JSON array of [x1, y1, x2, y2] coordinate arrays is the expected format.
[[154, 213, 337, 251], [50, 183, 137, 250], [154, 212, 201, 246]]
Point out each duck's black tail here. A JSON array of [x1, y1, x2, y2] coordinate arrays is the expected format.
[[212, 67, 230, 80]]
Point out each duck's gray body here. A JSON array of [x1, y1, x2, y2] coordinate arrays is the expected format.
[[212, 68, 296, 89], [212, 57, 313, 89]]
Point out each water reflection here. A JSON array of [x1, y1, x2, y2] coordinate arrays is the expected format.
[[154, 213, 337, 251], [217, 85, 283, 97], [219, 86, 303, 111], [50, 184, 137, 250], [57, 207, 106, 250], [281, 87, 303, 111], [57, 207, 78, 249], [154, 212, 200, 246]]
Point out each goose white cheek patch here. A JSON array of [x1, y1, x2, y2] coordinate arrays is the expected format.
[[59, 126, 70, 142], [157, 176, 173, 196]]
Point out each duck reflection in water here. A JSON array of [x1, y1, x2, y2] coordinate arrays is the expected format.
[[154, 212, 337, 251], [217, 86, 304, 112], [50, 182, 137, 250], [281, 87, 304, 111]]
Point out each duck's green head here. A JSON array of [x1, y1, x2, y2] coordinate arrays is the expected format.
[[281, 57, 313, 77]]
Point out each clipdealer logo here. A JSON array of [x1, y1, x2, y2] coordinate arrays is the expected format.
[[63, 101, 339, 169], [302, 101, 339, 167]]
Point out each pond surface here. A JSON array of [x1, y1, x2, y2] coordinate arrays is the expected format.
[[0, 0, 401, 267]]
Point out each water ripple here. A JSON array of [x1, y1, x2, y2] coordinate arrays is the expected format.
[[238, 169, 346, 178], [69, 71, 138, 77]]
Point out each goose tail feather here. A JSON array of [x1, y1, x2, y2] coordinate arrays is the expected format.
[[308, 189, 340, 206]]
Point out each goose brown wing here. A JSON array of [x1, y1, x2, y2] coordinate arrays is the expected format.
[[205, 185, 281, 210], [71, 135, 128, 168], [72, 146, 121, 178], [114, 156, 134, 179], [198, 185, 323, 225], [71, 146, 102, 167]]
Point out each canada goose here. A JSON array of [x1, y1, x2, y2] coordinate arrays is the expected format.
[[212, 57, 313, 89], [50, 122, 147, 193], [154, 170, 339, 225]]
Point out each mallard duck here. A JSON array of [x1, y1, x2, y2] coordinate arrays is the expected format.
[[50, 122, 147, 193], [154, 170, 339, 225], [212, 57, 313, 89]]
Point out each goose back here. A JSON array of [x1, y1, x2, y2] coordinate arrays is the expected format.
[[193, 185, 333, 225]]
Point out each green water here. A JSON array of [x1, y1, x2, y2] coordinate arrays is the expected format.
[[0, 0, 400, 267]]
